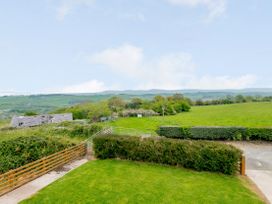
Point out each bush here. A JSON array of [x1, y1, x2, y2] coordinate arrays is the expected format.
[[245, 128, 272, 141], [93, 135, 242, 175], [0, 136, 74, 173], [157, 126, 272, 141], [156, 126, 190, 139], [53, 123, 103, 138]]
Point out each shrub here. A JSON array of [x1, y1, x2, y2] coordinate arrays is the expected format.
[[245, 128, 272, 141], [156, 126, 190, 139], [53, 123, 103, 138], [157, 126, 272, 141], [0, 136, 74, 173], [93, 135, 242, 175]]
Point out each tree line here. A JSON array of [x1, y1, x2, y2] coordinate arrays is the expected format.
[[195, 95, 272, 106], [53, 94, 191, 122]]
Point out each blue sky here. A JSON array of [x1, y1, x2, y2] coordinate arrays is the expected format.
[[0, 0, 271, 94]]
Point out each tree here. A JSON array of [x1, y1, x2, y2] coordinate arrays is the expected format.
[[235, 95, 246, 103], [88, 101, 111, 122], [126, 98, 143, 109], [108, 96, 125, 112]]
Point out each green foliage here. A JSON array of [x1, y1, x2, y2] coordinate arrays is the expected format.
[[52, 122, 103, 138], [0, 136, 74, 173], [24, 111, 38, 116], [108, 96, 125, 112], [93, 135, 242, 175], [157, 126, 272, 141], [0, 121, 102, 144], [150, 95, 191, 116], [54, 101, 111, 121], [125, 98, 143, 109], [245, 128, 272, 141], [156, 126, 191, 138], [194, 94, 272, 106], [87, 101, 111, 121]]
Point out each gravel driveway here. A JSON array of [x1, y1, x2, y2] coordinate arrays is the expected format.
[[229, 142, 272, 203]]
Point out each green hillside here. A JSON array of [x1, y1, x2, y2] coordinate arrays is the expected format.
[[1, 89, 272, 119]]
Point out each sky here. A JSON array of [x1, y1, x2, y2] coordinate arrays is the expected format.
[[0, 0, 272, 94]]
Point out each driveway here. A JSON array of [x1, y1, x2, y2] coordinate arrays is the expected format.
[[230, 142, 272, 203]]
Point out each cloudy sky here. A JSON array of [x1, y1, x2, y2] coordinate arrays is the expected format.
[[0, 0, 271, 94]]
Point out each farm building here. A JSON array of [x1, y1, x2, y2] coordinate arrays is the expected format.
[[11, 113, 73, 128]]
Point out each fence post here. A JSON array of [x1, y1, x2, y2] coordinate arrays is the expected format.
[[86, 142, 93, 160], [240, 155, 246, 176]]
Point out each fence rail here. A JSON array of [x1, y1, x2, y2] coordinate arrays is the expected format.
[[0, 143, 86, 196]]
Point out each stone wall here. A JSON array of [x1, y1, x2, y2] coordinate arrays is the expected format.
[[11, 113, 73, 128]]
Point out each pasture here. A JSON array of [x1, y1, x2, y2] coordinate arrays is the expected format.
[[107, 102, 272, 135]]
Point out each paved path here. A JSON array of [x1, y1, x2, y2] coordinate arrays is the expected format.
[[230, 142, 272, 204], [0, 158, 88, 204]]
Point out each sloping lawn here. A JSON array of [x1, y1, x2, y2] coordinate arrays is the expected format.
[[107, 102, 272, 135], [21, 160, 264, 204]]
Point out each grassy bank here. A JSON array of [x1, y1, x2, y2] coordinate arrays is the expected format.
[[21, 160, 264, 204], [107, 102, 272, 135]]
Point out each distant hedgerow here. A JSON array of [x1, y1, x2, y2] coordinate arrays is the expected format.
[[157, 126, 272, 141]]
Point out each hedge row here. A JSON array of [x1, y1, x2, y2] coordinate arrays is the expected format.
[[0, 136, 74, 173], [157, 126, 272, 141], [93, 135, 242, 175]]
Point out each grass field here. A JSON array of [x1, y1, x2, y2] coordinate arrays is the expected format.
[[21, 160, 264, 204], [107, 102, 272, 135]]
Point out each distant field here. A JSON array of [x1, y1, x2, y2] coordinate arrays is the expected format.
[[21, 160, 264, 204], [107, 102, 272, 135]]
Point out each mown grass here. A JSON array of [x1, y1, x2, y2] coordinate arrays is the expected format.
[[107, 102, 272, 135], [21, 160, 264, 204]]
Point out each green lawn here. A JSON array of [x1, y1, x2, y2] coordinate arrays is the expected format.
[[107, 102, 272, 135], [21, 160, 263, 204]]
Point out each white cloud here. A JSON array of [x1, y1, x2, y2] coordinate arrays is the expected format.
[[166, 0, 227, 21], [89, 44, 143, 77], [57, 0, 95, 21], [49, 80, 107, 93], [87, 44, 257, 90]]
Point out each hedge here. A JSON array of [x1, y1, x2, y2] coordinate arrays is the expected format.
[[0, 136, 74, 173], [93, 135, 242, 175], [157, 126, 272, 141]]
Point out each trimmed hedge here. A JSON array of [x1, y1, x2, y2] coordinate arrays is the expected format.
[[93, 135, 242, 175], [0, 136, 74, 173], [157, 126, 272, 141]]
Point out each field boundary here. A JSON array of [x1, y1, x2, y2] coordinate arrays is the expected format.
[[0, 143, 86, 196]]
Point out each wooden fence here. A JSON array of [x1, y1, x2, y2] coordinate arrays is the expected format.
[[0, 143, 86, 196]]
